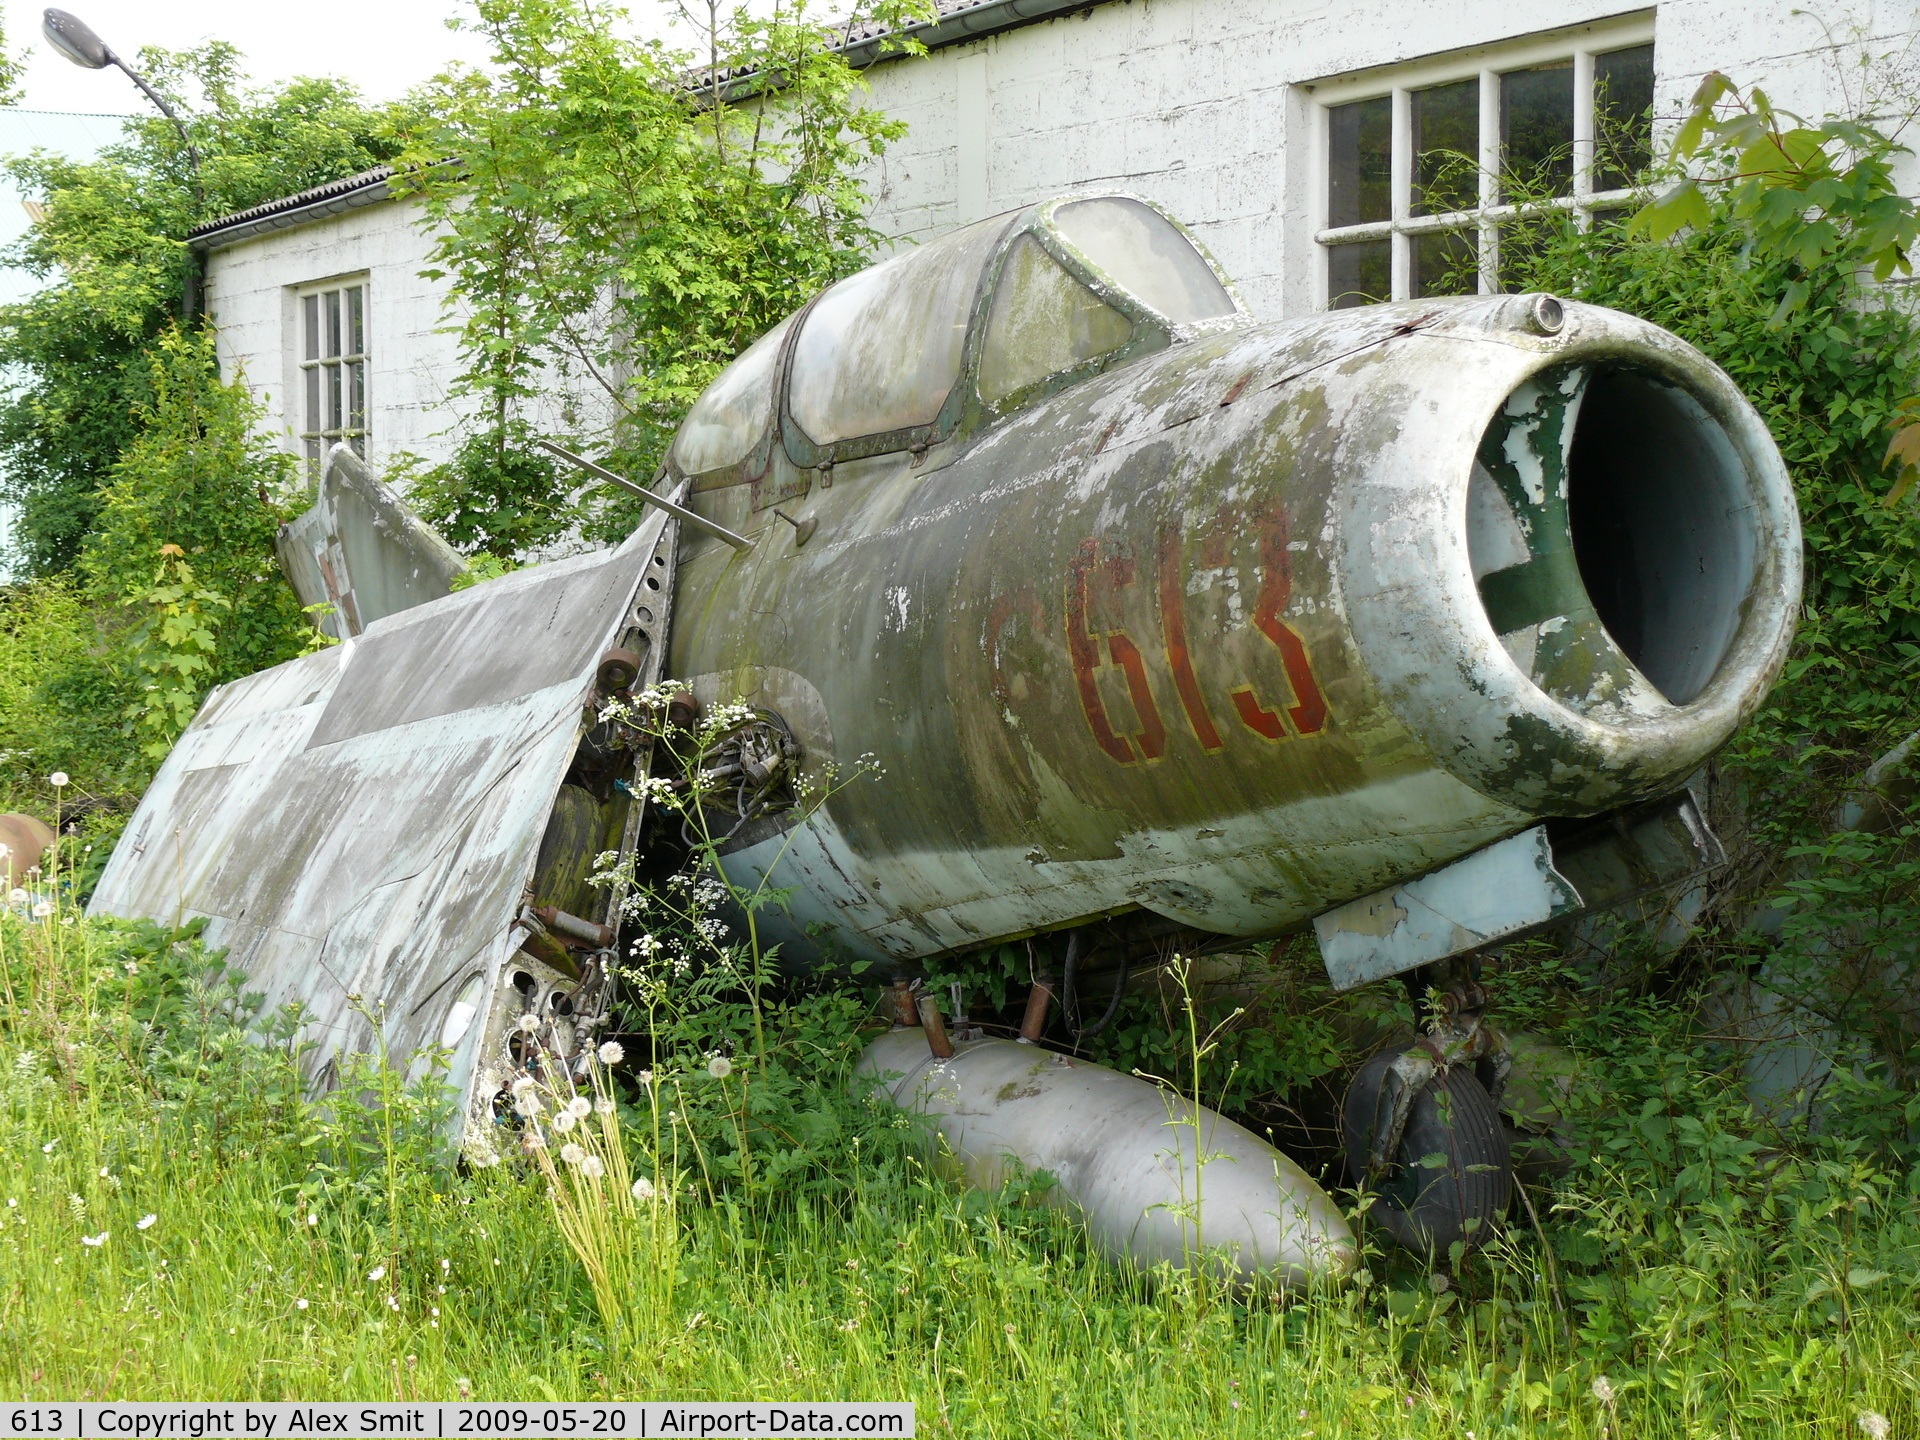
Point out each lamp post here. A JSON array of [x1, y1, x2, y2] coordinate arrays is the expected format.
[[41, 8, 206, 320]]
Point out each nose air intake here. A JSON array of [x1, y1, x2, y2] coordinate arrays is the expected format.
[[1469, 362, 1761, 717]]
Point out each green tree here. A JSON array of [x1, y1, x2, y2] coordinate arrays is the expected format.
[[0, 45, 418, 575], [395, 0, 931, 556], [82, 326, 307, 688]]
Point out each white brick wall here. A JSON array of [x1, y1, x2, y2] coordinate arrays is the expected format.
[[203, 0, 1920, 474]]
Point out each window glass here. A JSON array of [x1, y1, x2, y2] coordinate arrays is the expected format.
[[979, 234, 1134, 404], [670, 315, 792, 475], [1594, 44, 1655, 189], [789, 215, 1010, 445], [1411, 229, 1476, 297], [1328, 239, 1391, 309], [1052, 197, 1236, 325], [1411, 78, 1479, 216], [1501, 61, 1574, 201], [1328, 96, 1391, 228]]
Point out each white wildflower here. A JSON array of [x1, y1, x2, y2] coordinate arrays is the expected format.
[[295, 1298, 309, 1310], [367, 1265, 386, 1282], [40, 1140, 56, 1153], [560, 1143, 587, 1167], [565, 1096, 592, 1120], [80, 1231, 108, 1247], [597, 1041, 624, 1065], [632, 1177, 656, 1201], [136, 1214, 156, 1231], [578, 1155, 605, 1179], [637, 1069, 655, 1087], [707, 1055, 733, 1080]]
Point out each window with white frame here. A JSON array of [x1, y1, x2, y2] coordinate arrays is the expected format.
[[297, 277, 369, 476], [1315, 21, 1655, 308]]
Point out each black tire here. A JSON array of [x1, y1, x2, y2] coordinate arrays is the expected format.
[[1342, 1048, 1513, 1257]]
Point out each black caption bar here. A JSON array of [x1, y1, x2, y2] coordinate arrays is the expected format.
[[2, 1405, 913, 1439]]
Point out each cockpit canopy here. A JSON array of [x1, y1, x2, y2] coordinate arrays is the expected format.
[[667, 194, 1247, 488]]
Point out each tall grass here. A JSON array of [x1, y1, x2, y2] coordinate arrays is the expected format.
[[2, 894, 1916, 1437]]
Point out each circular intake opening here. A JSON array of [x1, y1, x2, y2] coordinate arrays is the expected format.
[[1566, 368, 1759, 705], [1470, 361, 1764, 715]]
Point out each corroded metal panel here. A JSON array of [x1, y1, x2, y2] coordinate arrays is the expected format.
[[277, 445, 468, 639], [1314, 827, 1581, 991], [671, 293, 1798, 971], [91, 517, 667, 1123]]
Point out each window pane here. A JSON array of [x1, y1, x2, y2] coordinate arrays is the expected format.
[[349, 361, 366, 431], [1412, 78, 1479, 216], [1594, 44, 1655, 190], [979, 233, 1134, 403], [324, 290, 342, 359], [1502, 62, 1574, 201], [302, 295, 319, 361], [1411, 229, 1477, 297], [348, 285, 365, 356], [304, 365, 320, 433], [1328, 96, 1392, 228], [327, 363, 343, 432], [1052, 196, 1237, 325], [789, 214, 1012, 445], [1327, 238, 1391, 309], [670, 314, 791, 475]]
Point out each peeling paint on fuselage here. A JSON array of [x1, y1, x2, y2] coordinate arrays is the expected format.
[[671, 295, 1800, 973]]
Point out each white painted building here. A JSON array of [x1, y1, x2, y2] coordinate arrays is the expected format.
[[190, 0, 1920, 478]]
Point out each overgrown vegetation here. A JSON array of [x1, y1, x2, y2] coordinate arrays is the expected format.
[[392, 0, 930, 556], [4, 834, 1917, 1430]]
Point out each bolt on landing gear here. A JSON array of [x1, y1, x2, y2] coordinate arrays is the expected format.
[[1340, 954, 1514, 1257]]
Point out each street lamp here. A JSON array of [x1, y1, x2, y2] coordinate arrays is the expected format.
[[41, 8, 206, 318]]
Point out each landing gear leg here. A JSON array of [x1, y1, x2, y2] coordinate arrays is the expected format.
[[1341, 955, 1514, 1257]]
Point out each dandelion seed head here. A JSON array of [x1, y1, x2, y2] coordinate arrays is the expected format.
[[565, 1096, 592, 1120], [32, 901, 53, 919], [1859, 1415, 1890, 1440], [560, 1143, 587, 1166], [509, 1076, 537, 1097], [10, 889, 27, 905], [632, 1177, 656, 1201], [49, 772, 68, 788], [597, 1041, 624, 1065], [551, 1110, 577, 1134], [1591, 1377, 1616, 1405], [707, 1055, 733, 1080], [515, 1013, 539, 1034], [578, 1155, 605, 1179]]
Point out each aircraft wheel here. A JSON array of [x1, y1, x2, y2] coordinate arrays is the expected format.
[[1341, 1047, 1512, 1257]]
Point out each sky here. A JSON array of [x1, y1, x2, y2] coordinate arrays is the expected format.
[[1, 0, 719, 113]]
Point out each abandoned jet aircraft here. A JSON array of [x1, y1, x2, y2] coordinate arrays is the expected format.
[[91, 193, 1800, 1283]]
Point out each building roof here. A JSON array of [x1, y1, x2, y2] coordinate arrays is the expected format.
[[190, 0, 1104, 249], [188, 164, 397, 252]]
